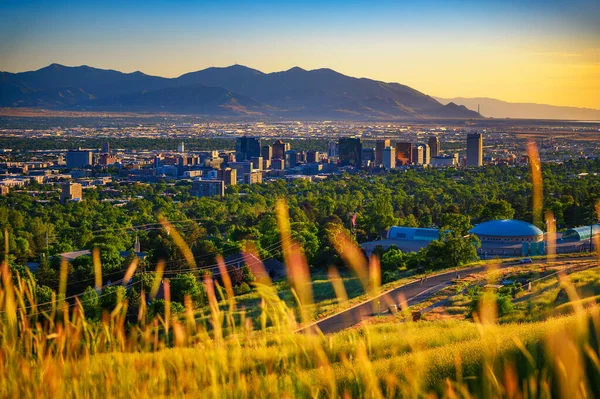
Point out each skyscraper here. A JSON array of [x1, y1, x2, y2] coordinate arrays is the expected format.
[[235, 136, 261, 161], [328, 141, 339, 157], [395, 142, 413, 166], [383, 146, 396, 170], [466, 133, 483, 167], [261, 145, 272, 161], [284, 150, 297, 169], [412, 145, 424, 165], [421, 143, 431, 165], [272, 139, 290, 160], [375, 139, 391, 165], [177, 142, 185, 153], [338, 137, 362, 167], [428, 136, 440, 157], [102, 142, 110, 154]]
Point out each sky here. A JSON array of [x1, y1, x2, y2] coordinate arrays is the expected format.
[[1, 0, 599, 109]]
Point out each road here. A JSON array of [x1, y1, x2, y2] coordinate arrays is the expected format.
[[299, 256, 596, 334]]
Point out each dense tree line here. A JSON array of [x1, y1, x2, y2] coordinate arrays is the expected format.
[[1, 158, 598, 312]]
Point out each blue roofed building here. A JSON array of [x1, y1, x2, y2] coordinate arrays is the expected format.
[[562, 224, 600, 242], [361, 226, 440, 255], [469, 219, 544, 244]]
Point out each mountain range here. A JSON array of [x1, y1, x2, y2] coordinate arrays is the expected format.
[[435, 97, 600, 121], [0, 64, 480, 119]]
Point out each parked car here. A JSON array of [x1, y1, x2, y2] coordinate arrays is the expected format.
[[519, 258, 533, 264]]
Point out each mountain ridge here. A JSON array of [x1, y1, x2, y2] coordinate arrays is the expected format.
[[436, 96, 600, 121], [0, 63, 482, 119]]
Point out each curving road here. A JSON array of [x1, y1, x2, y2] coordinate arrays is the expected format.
[[299, 256, 596, 334]]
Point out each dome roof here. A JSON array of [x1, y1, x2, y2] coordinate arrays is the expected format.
[[470, 220, 543, 237]]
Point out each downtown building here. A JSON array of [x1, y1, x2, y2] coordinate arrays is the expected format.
[[235, 136, 261, 161], [338, 137, 362, 167], [466, 133, 483, 167]]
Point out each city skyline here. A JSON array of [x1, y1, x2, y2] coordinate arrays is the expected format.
[[1, 0, 599, 109]]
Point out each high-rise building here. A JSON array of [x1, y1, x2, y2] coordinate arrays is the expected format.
[[284, 150, 297, 169], [102, 142, 110, 154], [428, 136, 440, 157], [261, 145, 272, 161], [328, 141, 339, 157], [375, 139, 391, 165], [383, 146, 396, 170], [235, 136, 261, 161], [421, 143, 431, 165], [217, 168, 237, 186], [466, 133, 483, 167], [271, 159, 285, 170], [306, 151, 319, 163], [244, 171, 263, 184], [338, 137, 362, 167], [251, 156, 263, 171], [177, 142, 185, 153], [66, 150, 93, 168], [272, 140, 290, 160], [361, 147, 375, 166], [395, 142, 413, 166], [412, 145, 424, 165], [60, 182, 83, 204], [228, 162, 252, 176], [191, 179, 225, 197]]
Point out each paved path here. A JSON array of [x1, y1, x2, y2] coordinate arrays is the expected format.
[[299, 256, 596, 334]]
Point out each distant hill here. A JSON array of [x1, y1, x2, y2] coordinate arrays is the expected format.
[[435, 96, 600, 121], [0, 63, 481, 119]]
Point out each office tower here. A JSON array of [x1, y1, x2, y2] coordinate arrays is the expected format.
[[235, 136, 261, 161], [261, 145, 272, 161], [244, 171, 263, 184], [191, 180, 225, 197], [466, 133, 483, 167], [431, 154, 459, 167], [102, 142, 110, 154], [361, 147, 375, 166], [271, 159, 285, 170], [154, 155, 163, 169], [60, 182, 83, 204], [251, 156, 263, 171], [338, 137, 362, 167], [306, 151, 319, 163], [412, 145, 424, 165], [395, 142, 413, 166], [217, 168, 237, 186], [177, 142, 185, 153], [383, 146, 396, 170], [421, 143, 431, 165], [285, 150, 297, 169], [375, 139, 391, 165], [272, 139, 290, 160], [228, 162, 252, 176], [66, 150, 93, 168], [428, 136, 440, 157], [328, 141, 339, 157]]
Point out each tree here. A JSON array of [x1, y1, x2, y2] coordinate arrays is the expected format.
[[100, 285, 126, 312], [380, 247, 405, 271], [480, 199, 515, 221], [81, 286, 100, 319], [169, 273, 207, 306], [149, 299, 185, 318]]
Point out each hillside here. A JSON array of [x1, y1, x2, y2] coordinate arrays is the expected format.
[[0, 64, 481, 119], [436, 96, 600, 121]]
